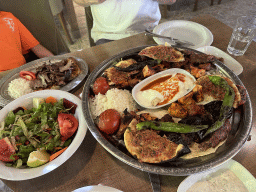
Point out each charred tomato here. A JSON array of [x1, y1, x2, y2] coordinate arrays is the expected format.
[[58, 113, 79, 141], [19, 71, 36, 81], [93, 77, 110, 95], [98, 109, 121, 134]]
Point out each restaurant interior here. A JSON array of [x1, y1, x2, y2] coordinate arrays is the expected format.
[[67, 0, 256, 52], [0, 0, 256, 192], [1, 0, 255, 54]]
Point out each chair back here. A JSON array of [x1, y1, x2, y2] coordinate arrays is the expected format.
[[85, 6, 96, 47]]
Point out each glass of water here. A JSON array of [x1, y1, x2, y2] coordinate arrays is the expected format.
[[227, 16, 256, 56]]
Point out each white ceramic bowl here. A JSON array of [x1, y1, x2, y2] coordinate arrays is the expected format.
[[132, 68, 196, 109], [177, 159, 256, 192], [0, 90, 87, 180]]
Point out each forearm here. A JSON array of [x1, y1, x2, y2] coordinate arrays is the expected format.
[[155, 0, 176, 4], [73, 0, 106, 7], [30, 44, 54, 58]]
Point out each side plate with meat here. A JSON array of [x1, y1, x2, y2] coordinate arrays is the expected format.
[[82, 45, 252, 176], [0, 56, 88, 106]]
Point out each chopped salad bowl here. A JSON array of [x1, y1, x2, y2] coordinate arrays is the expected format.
[[0, 90, 87, 180]]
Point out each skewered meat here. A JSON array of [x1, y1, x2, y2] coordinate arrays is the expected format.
[[192, 84, 204, 102], [142, 65, 156, 78], [168, 103, 188, 118], [198, 63, 213, 71], [199, 119, 231, 151], [178, 92, 194, 105], [105, 66, 139, 87], [188, 65, 206, 78], [236, 85, 247, 106], [189, 53, 215, 64]]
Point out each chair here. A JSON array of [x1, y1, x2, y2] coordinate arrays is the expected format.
[[84, 6, 96, 47], [193, 0, 222, 12], [49, 0, 74, 44], [160, 5, 168, 19]]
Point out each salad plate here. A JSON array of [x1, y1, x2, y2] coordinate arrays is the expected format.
[[0, 55, 89, 107], [0, 90, 87, 180], [177, 159, 256, 192], [153, 20, 213, 49], [196, 46, 243, 75]]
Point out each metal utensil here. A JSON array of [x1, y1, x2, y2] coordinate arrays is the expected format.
[[145, 29, 195, 47], [148, 173, 161, 192]]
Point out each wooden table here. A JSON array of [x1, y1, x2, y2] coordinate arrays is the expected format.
[[2, 14, 256, 192]]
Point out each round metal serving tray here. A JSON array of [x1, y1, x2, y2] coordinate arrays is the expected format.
[[81, 45, 252, 176]]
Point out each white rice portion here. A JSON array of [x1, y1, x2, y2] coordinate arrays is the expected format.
[[8, 77, 33, 99], [89, 88, 137, 119]]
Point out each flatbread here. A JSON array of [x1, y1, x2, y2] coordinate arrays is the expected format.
[[124, 127, 185, 163], [136, 109, 169, 119], [138, 45, 185, 62], [181, 140, 226, 159]]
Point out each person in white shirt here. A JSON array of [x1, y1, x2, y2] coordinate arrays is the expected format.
[[73, 0, 176, 45]]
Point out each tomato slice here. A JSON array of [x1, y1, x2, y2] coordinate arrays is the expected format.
[[58, 113, 79, 141], [0, 137, 18, 162], [19, 71, 36, 81]]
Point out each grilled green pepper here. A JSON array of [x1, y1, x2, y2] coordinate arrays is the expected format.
[[136, 121, 208, 133], [203, 76, 235, 136]]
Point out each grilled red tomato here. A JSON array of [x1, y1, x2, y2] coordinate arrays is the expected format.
[[19, 71, 36, 81], [58, 113, 79, 141], [0, 137, 18, 162], [98, 109, 120, 134], [93, 77, 110, 95]]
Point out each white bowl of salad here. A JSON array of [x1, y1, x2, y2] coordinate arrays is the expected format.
[[0, 90, 87, 180]]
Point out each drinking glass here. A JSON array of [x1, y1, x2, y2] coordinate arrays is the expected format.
[[227, 16, 256, 56]]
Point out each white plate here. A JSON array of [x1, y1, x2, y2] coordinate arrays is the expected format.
[[0, 90, 87, 180], [153, 20, 213, 49], [196, 46, 243, 75], [177, 159, 256, 192], [73, 185, 122, 192]]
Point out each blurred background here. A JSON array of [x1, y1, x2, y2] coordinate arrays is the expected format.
[[0, 0, 255, 54]]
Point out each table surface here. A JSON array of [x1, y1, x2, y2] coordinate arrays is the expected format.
[[2, 14, 256, 192]]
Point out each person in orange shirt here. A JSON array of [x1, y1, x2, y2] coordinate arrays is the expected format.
[[0, 11, 54, 72]]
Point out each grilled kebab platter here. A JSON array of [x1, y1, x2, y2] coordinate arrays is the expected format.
[[82, 45, 252, 176]]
